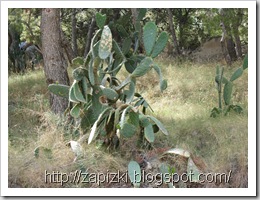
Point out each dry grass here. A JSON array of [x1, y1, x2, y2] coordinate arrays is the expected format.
[[8, 58, 248, 188]]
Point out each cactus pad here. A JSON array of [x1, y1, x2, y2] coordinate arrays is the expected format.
[[99, 25, 112, 60]]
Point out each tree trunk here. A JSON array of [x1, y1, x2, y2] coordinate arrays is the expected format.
[[84, 17, 96, 57], [232, 8, 243, 58], [219, 9, 237, 62], [234, 33, 242, 58], [41, 8, 70, 114], [167, 8, 180, 55], [60, 30, 76, 64], [71, 8, 78, 56], [131, 8, 144, 53]]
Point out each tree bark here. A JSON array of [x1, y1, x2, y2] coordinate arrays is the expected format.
[[60, 30, 76, 64], [71, 8, 78, 56], [167, 8, 180, 55], [41, 8, 70, 114], [232, 9, 243, 58], [84, 17, 96, 57], [131, 8, 144, 53], [219, 9, 237, 62]]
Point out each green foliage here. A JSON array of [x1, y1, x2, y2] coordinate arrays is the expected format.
[[72, 67, 88, 81], [151, 32, 168, 58], [230, 68, 243, 82], [95, 13, 106, 29], [34, 146, 52, 159], [211, 54, 248, 117], [130, 57, 153, 78], [143, 22, 157, 56], [223, 81, 233, 105], [128, 161, 141, 188], [48, 17, 168, 150], [159, 163, 174, 188], [243, 54, 248, 70], [70, 103, 81, 118], [72, 57, 84, 68], [48, 84, 70, 99]]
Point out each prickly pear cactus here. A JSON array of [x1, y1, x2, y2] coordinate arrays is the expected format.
[[211, 54, 248, 117], [48, 13, 169, 150]]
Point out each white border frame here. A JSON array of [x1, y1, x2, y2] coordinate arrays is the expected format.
[[1, 1, 256, 196]]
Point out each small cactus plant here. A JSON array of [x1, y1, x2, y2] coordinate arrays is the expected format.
[[211, 54, 248, 117]]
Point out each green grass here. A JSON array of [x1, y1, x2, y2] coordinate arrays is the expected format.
[[8, 59, 248, 188]]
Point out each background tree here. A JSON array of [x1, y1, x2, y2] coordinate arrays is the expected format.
[[219, 8, 237, 63], [230, 8, 244, 59], [71, 8, 78, 56], [167, 8, 180, 55], [41, 8, 70, 114]]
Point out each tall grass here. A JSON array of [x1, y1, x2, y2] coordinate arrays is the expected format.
[[8, 59, 248, 188]]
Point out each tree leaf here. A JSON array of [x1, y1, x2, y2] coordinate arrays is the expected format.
[[128, 161, 141, 188], [143, 22, 157, 56], [99, 25, 112, 59]]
